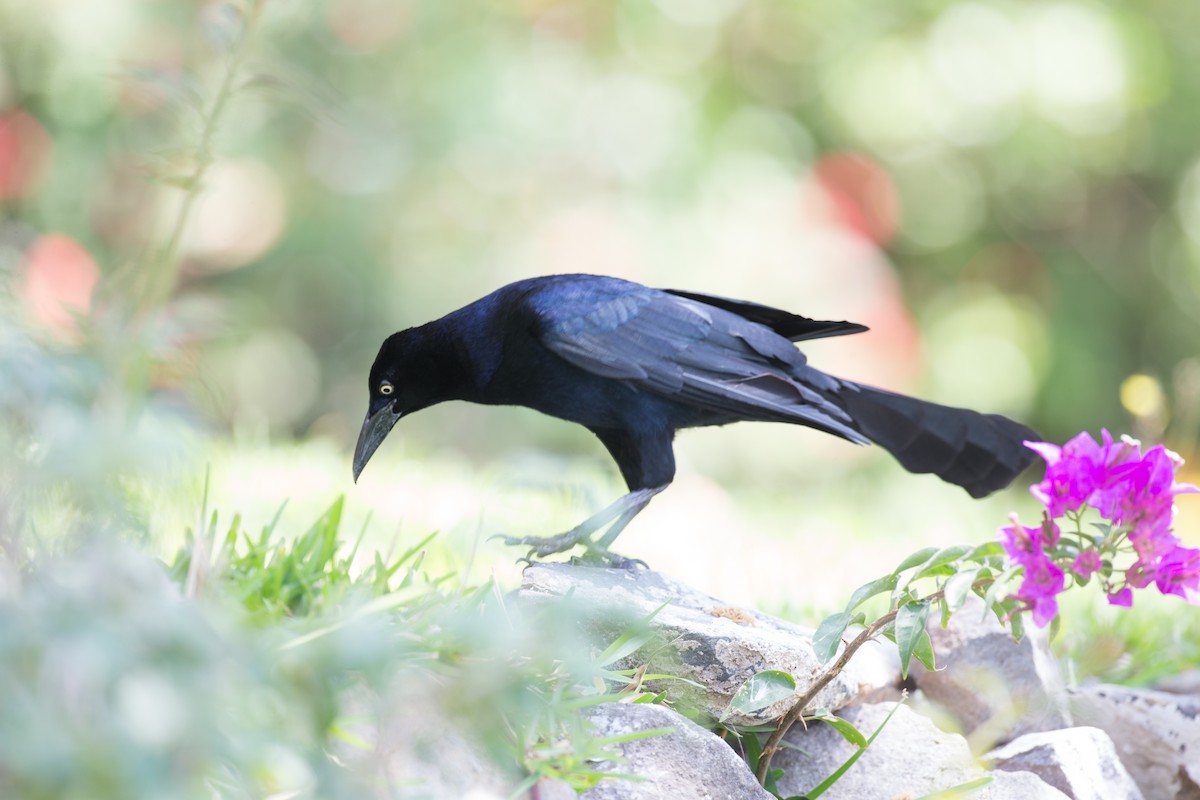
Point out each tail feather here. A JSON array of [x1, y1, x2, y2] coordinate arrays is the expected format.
[[839, 384, 1038, 498]]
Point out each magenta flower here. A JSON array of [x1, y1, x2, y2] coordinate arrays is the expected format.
[[1026, 432, 1107, 517], [1106, 587, 1133, 607], [1094, 443, 1192, 531], [1072, 550, 1102, 579], [1000, 515, 1065, 627], [1004, 431, 1199, 625], [1148, 546, 1200, 603]]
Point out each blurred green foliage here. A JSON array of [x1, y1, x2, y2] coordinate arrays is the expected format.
[[2, 0, 1198, 462], [0, 499, 673, 798]]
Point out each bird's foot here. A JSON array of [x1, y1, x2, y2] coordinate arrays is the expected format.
[[493, 529, 587, 559], [569, 549, 649, 570], [493, 530, 648, 570]]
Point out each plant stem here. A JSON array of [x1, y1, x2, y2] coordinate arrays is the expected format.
[[755, 589, 945, 786], [135, 0, 265, 318]]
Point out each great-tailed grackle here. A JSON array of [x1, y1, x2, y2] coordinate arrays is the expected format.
[[354, 274, 1038, 562]]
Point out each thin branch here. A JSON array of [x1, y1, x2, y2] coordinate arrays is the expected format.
[[135, 0, 266, 317], [755, 589, 946, 786]]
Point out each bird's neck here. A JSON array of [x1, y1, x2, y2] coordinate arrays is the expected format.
[[411, 305, 503, 404]]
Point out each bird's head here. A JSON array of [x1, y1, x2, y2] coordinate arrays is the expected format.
[[352, 327, 459, 482]]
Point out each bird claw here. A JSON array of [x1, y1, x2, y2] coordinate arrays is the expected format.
[[493, 530, 646, 569], [492, 530, 587, 558], [569, 549, 650, 570]]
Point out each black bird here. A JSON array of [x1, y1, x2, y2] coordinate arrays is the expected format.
[[353, 274, 1038, 562]]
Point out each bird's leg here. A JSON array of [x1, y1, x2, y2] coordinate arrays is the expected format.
[[497, 486, 665, 563]]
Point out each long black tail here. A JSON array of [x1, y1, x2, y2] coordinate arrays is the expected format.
[[839, 384, 1039, 498]]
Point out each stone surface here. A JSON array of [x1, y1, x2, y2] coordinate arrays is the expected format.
[[580, 702, 772, 800], [773, 702, 977, 799], [520, 564, 899, 725], [772, 701, 1064, 800], [987, 726, 1143, 800], [983, 769, 1074, 800], [336, 686, 515, 800], [912, 596, 1071, 745], [1069, 684, 1200, 800], [1155, 669, 1200, 697]]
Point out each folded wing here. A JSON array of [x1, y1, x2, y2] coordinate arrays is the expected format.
[[536, 285, 868, 442]]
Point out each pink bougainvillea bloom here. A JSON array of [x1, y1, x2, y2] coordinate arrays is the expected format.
[[1026, 432, 1107, 517], [1000, 515, 1065, 626], [1151, 546, 1200, 603], [1009, 431, 1199, 621], [1107, 587, 1133, 607], [1098, 443, 1198, 529], [1072, 549, 1102, 579]]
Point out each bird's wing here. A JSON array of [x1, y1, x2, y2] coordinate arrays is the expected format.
[[534, 284, 867, 442], [662, 289, 869, 342]]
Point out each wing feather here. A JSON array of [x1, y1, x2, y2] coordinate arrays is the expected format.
[[536, 284, 867, 442], [663, 289, 868, 342]]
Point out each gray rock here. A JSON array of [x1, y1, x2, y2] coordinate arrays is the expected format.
[[987, 726, 1143, 800], [580, 702, 772, 800], [912, 596, 1070, 745], [336, 686, 515, 800], [773, 702, 982, 799], [1155, 669, 1200, 697], [772, 701, 1071, 800], [1069, 684, 1200, 800], [520, 564, 899, 725], [983, 769, 1074, 800]]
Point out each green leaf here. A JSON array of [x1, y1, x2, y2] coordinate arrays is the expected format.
[[915, 545, 973, 579], [845, 574, 898, 613], [892, 547, 940, 575], [724, 670, 796, 721], [912, 775, 994, 799], [967, 541, 1005, 561], [596, 627, 657, 668], [632, 691, 666, 704], [894, 546, 975, 601], [943, 568, 980, 613], [1009, 607, 1026, 642], [810, 710, 867, 748], [737, 727, 764, 772], [892, 567, 924, 601], [983, 564, 1021, 609], [596, 600, 670, 667], [912, 629, 936, 672], [591, 727, 676, 748], [895, 601, 931, 680], [813, 611, 862, 663]]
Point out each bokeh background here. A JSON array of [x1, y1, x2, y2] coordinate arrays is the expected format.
[[3, 0, 1199, 607]]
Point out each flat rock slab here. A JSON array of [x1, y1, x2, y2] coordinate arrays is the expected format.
[[771, 702, 1069, 800], [1069, 684, 1200, 800], [987, 726, 1143, 800], [580, 702, 772, 800], [520, 564, 898, 725]]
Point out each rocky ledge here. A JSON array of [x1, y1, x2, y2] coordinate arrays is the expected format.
[[519, 564, 1200, 800]]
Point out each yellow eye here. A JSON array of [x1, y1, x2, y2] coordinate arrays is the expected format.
[[379, 381, 394, 395]]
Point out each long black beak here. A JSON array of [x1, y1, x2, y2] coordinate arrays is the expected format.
[[353, 405, 402, 482]]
